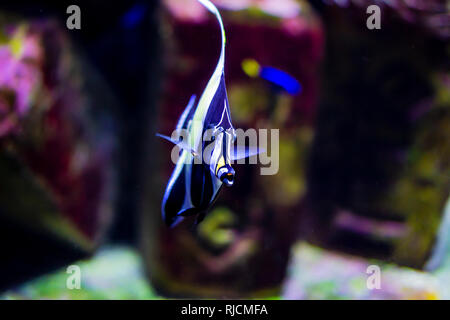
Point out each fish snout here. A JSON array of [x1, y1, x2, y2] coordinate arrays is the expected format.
[[218, 165, 235, 186]]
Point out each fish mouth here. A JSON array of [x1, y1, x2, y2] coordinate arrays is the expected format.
[[220, 172, 234, 186]]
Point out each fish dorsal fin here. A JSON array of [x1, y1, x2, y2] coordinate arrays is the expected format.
[[197, 0, 226, 92], [190, 0, 227, 149], [198, 0, 226, 51]]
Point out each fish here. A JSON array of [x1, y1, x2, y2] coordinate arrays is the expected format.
[[241, 59, 302, 95], [157, 0, 261, 227]]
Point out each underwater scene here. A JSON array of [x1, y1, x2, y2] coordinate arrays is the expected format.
[[0, 0, 449, 300]]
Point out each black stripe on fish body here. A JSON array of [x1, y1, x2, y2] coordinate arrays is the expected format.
[[190, 163, 215, 209], [162, 160, 222, 227], [188, 172, 223, 224], [162, 165, 188, 227], [203, 74, 233, 130], [178, 164, 222, 221]]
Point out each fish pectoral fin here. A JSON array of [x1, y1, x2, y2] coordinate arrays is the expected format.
[[156, 133, 199, 157], [231, 145, 265, 161]]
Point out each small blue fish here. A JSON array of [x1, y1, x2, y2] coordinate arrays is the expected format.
[[242, 59, 302, 95], [157, 0, 261, 227]]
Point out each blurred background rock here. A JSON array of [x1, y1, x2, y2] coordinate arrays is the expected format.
[[306, 0, 449, 269], [0, 0, 160, 290], [0, 9, 116, 291]]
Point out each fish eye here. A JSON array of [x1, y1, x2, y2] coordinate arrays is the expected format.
[[219, 171, 235, 186]]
